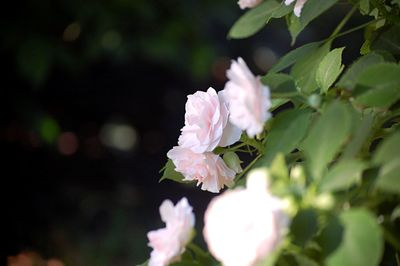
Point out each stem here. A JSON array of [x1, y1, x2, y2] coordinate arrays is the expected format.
[[234, 153, 263, 183], [328, 4, 358, 40]]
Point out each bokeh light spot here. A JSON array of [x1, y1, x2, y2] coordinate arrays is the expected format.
[[100, 123, 137, 151], [62, 22, 81, 42], [57, 132, 79, 156]]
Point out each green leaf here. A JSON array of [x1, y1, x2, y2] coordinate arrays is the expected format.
[[270, 153, 289, 181], [353, 63, 400, 108], [269, 41, 321, 73], [337, 52, 384, 90], [288, 0, 339, 43], [291, 42, 331, 94], [320, 159, 366, 192], [375, 158, 400, 194], [228, 0, 291, 39], [262, 108, 312, 165], [136, 260, 148, 266], [326, 209, 383, 266], [301, 101, 352, 179], [316, 47, 345, 93], [271, 98, 290, 111], [372, 24, 400, 55], [318, 215, 344, 258], [290, 209, 318, 247], [262, 73, 297, 98], [373, 132, 400, 165], [159, 159, 186, 183], [359, 0, 370, 14]]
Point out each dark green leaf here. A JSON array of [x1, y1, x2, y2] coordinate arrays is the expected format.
[[318, 215, 344, 258], [262, 73, 297, 97], [372, 24, 400, 55], [320, 159, 366, 192], [290, 209, 318, 247], [229, 0, 291, 39], [288, 0, 339, 43], [269, 42, 321, 73], [353, 63, 400, 108], [316, 47, 345, 93], [262, 108, 312, 165], [291, 42, 330, 94], [326, 209, 383, 266], [301, 101, 352, 179], [337, 52, 384, 90]]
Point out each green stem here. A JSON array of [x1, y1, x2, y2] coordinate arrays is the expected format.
[[333, 20, 377, 39], [234, 153, 263, 182], [328, 4, 358, 40]]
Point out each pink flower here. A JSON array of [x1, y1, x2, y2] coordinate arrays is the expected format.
[[167, 146, 237, 193], [237, 0, 263, 9], [178, 87, 241, 154], [147, 198, 195, 266], [285, 0, 308, 17], [203, 170, 288, 266], [224, 58, 271, 138]]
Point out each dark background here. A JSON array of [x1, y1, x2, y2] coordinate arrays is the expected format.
[[1, 1, 363, 265]]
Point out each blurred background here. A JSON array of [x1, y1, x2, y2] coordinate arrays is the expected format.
[[1, 1, 365, 265]]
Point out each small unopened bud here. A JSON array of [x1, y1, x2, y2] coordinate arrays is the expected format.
[[308, 94, 321, 108], [223, 151, 243, 173], [313, 193, 335, 210]]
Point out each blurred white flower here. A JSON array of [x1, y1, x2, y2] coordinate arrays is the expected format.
[[167, 146, 238, 193], [203, 169, 288, 266], [285, 0, 308, 17], [223, 57, 271, 138], [147, 198, 195, 266], [178, 87, 241, 153], [237, 0, 263, 9]]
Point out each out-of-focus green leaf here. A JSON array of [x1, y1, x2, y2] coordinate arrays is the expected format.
[[270, 153, 289, 181], [375, 158, 400, 194], [301, 101, 352, 179], [337, 52, 384, 90], [316, 47, 345, 93], [291, 43, 330, 94], [373, 132, 400, 165], [353, 63, 400, 108], [269, 42, 321, 73], [288, 0, 339, 43], [326, 209, 383, 266], [262, 109, 312, 165], [372, 24, 400, 55], [159, 159, 186, 183], [229, 0, 292, 39], [320, 159, 366, 192], [262, 73, 297, 98], [290, 209, 318, 247], [318, 215, 344, 258]]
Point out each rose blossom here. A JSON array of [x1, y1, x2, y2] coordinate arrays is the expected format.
[[223, 57, 271, 138], [167, 146, 238, 193], [285, 0, 307, 17], [237, 0, 263, 9], [147, 198, 195, 266], [178, 87, 241, 154], [203, 169, 288, 266]]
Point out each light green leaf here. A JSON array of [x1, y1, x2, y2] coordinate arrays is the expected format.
[[288, 0, 339, 43], [270, 98, 290, 111], [373, 132, 400, 165], [229, 0, 291, 39], [326, 209, 383, 266], [320, 159, 366, 192], [291, 42, 331, 94], [269, 41, 321, 73], [337, 52, 384, 90], [359, 0, 370, 14], [262, 73, 297, 98], [262, 108, 312, 165], [159, 159, 186, 183], [270, 153, 289, 181], [353, 63, 400, 108], [375, 158, 400, 194], [301, 101, 352, 179], [316, 47, 345, 93]]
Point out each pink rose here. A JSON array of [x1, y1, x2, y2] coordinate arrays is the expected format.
[[285, 0, 308, 17], [178, 87, 241, 153], [147, 198, 195, 266], [167, 146, 237, 193], [237, 0, 263, 9], [203, 170, 288, 266], [224, 58, 271, 138]]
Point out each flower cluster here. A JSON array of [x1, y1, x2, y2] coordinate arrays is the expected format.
[[167, 58, 271, 193]]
